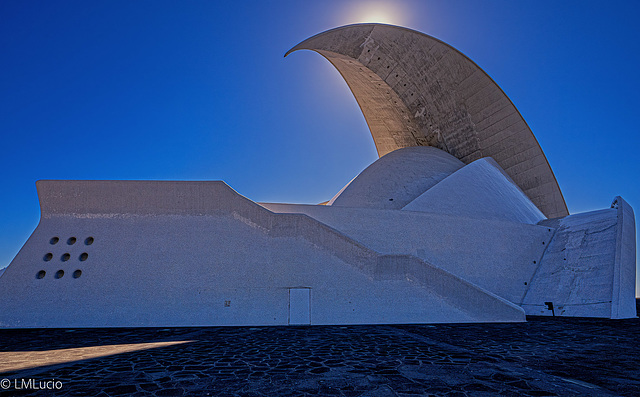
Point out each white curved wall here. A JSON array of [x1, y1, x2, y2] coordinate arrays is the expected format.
[[330, 147, 463, 209], [402, 157, 546, 225]]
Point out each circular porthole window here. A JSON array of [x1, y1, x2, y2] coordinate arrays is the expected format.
[[55, 270, 64, 279], [79, 253, 88, 261], [72, 270, 82, 279], [67, 237, 76, 245], [43, 253, 53, 261], [36, 270, 46, 279], [61, 253, 71, 262], [85, 237, 94, 246], [50, 237, 59, 245]]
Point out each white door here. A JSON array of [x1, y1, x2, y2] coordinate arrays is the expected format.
[[288, 288, 310, 325]]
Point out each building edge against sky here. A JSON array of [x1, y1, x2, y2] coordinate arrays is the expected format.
[[0, 24, 635, 327]]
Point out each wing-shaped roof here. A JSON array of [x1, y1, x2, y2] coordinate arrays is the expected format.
[[286, 24, 568, 218]]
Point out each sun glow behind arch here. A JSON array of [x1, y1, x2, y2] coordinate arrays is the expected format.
[[340, 1, 410, 26]]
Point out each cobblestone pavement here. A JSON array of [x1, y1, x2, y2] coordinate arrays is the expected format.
[[0, 308, 639, 396]]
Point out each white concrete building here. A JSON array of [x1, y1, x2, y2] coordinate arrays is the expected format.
[[0, 24, 635, 327]]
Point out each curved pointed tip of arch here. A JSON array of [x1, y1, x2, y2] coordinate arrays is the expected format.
[[283, 47, 297, 58], [284, 23, 569, 219], [284, 41, 313, 58], [285, 23, 383, 58]]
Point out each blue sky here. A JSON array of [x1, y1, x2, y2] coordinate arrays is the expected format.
[[1, 1, 639, 293]]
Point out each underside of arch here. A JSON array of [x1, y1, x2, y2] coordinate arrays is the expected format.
[[286, 24, 569, 219]]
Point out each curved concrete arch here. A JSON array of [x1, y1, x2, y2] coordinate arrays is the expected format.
[[286, 24, 569, 219]]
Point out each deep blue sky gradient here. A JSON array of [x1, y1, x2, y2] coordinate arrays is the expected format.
[[1, 1, 639, 293]]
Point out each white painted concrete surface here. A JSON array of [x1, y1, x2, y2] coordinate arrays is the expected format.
[[262, 203, 551, 305], [612, 197, 637, 318], [0, 180, 525, 328], [522, 197, 636, 318], [403, 157, 546, 225], [0, 144, 635, 327], [330, 147, 463, 209], [289, 288, 311, 325]]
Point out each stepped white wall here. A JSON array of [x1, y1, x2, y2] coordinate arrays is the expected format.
[[0, 180, 524, 328]]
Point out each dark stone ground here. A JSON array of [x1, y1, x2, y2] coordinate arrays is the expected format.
[[1, 302, 639, 396]]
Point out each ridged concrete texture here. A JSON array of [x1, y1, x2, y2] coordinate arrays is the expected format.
[[287, 23, 569, 219], [523, 197, 636, 319]]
